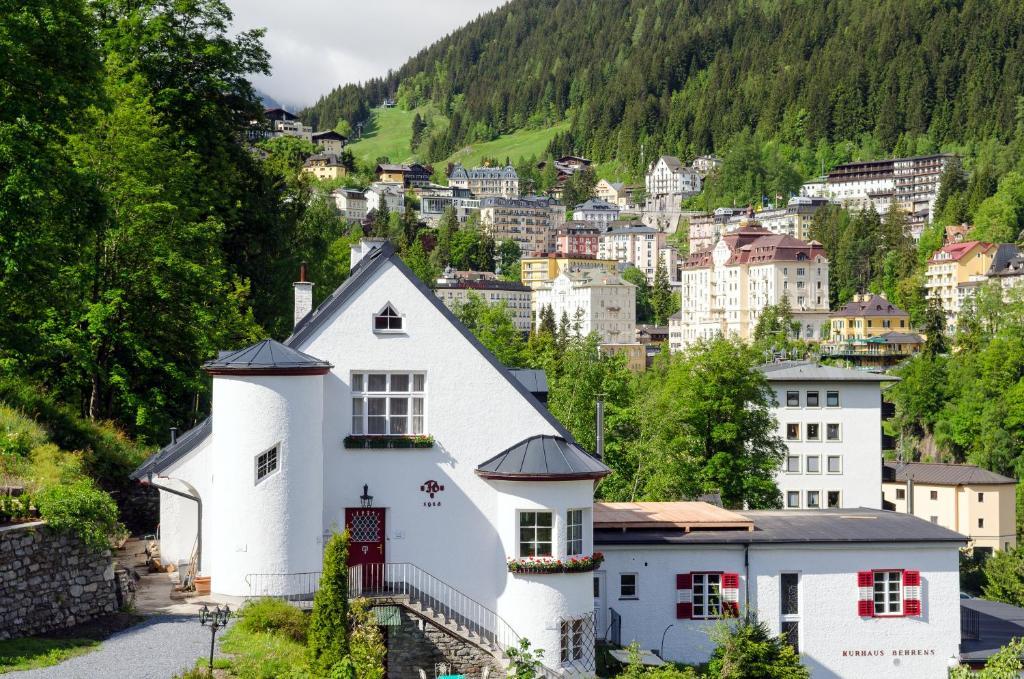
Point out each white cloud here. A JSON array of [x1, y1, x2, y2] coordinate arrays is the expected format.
[[227, 0, 509, 110]]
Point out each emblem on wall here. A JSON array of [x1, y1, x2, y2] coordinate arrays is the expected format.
[[420, 480, 445, 507]]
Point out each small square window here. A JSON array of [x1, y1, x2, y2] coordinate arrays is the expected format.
[[806, 491, 820, 508], [826, 391, 840, 407], [930, 490, 938, 501], [827, 490, 841, 508], [787, 491, 800, 508], [826, 423, 840, 440], [930, 516, 938, 524], [255, 446, 278, 483], [806, 391, 819, 407], [786, 455, 800, 473], [895, 488, 906, 500], [806, 423, 820, 441], [806, 456, 820, 474], [620, 573, 637, 599], [786, 391, 800, 407], [786, 424, 800, 441], [827, 456, 841, 474]]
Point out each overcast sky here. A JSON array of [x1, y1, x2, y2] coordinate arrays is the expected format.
[[228, 0, 509, 110]]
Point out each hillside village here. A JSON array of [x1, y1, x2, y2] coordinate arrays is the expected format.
[[5, 1, 1024, 679]]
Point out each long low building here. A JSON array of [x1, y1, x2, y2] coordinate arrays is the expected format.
[[595, 502, 964, 678]]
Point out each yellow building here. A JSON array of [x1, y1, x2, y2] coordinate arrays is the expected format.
[[600, 342, 646, 372], [301, 153, 346, 181], [521, 254, 619, 316], [829, 292, 911, 341], [882, 462, 1017, 554], [925, 240, 998, 331]]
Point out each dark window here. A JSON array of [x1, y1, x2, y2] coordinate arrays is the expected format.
[[374, 303, 403, 331], [978, 492, 985, 503], [806, 391, 819, 407], [930, 490, 938, 500], [826, 423, 840, 440], [978, 518, 985, 529], [786, 424, 800, 441], [806, 423, 820, 441], [781, 573, 799, 615], [827, 491, 841, 508], [895, 488, 906, 500], [786, 391, 800, 407], [255, 446, 278, 483], [826, 391, 840, 407], [781, 621, 799, 652], [519, 511, 553, 557], [873, 571, 902, 616], [620, 573, 637, 599]]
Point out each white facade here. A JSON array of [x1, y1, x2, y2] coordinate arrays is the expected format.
[[534, 270, 636, 344], [599, 531, 961, 678], [448, 164, 519, 198], [332, 188, 367, 222], [645, 156, 702, 199], [760, 362, 891, 510], [144, 241, 603, 675], [365, 182, 406, 215], [572, 198, 620, 225], [434, 270, 532, 333], [598, 226, 667, 284]]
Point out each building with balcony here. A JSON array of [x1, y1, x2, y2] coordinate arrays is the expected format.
[[331, 188, 367, 222], [671, 224, 830, 351], [533, 269, 636, 344], [376, 163, 431, 189], [448, 164, 519, 198], [883, 462, 1017, 554], [829, 293, 911, 341], [594, 180, 634, 209], [818, 332, 925, 369], [925, 240, 998, 331], [434, 269, 532, 333], [598, 224, 666, 284], [365, 182, 406, 216], [301, 153, 347, 181], [554, 222, 602, 258], [645, 156, 702, 211], [479, 196, 564, 257], [416, 186, 480, 226], [572, 198, 620, 225], [520, 253, 618, 296], [311, 130, 348, 155]]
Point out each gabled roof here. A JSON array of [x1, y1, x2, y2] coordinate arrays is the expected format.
[[928, 240, 993, 264], [130, 417, 211, 480], [312, 130, 347, 141], [829, 293, 909, 318], [203, 339, 332, 376], [656, 155, 684, 171], [476, 435, 609, 481], [985, 244, 1022, 277], [285, 241, 581, 445], [756, 360, 899, 382], [883, 461, 1016, 486]]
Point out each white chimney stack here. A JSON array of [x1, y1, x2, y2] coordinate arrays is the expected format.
[[293, 262, 313, 327], [350, 237, 388, 270]]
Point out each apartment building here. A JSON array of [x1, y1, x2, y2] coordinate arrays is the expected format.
[[448, 164, 519, 198], [260, 107, 312, 142], [671, 224, 830, 351], [691, 154, 722, 177], [755, 197, 831, 241], [554, 222, 601, 258], [645, 156, 702, 211], [598, 224, 666, 284], [925, 240, 998, 331], [823, 159, 894, 213], [434, 269, 532, 333], [883, 462, 1017, 553], [311, 130, 347, 155], [894, 154, 955, 236], [687, 208, 745, 252], [301, 153, 347, 181], [416, 186, 480, 226], [479, 196, 564, 257], [376, 163, 431, 188], [331, 188, 367, 222], [759, 361, 895, 510], [520, 253, 618, 293], [365, 182, 406, 216], [572, 198, 620, 225], [594, 179, 633, 209], [533, 269, 636, 344]]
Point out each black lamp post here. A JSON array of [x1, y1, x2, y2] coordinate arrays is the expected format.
[[199, 603, 231, 676], [360, 483, 373, 508]]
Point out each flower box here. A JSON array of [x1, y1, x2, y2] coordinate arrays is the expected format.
[[507, 552, 604, 575], [343, 435, 435, 449]]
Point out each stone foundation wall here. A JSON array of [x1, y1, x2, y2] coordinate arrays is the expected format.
[[384, 606, 504, 679], [0, 522, 117, 640]]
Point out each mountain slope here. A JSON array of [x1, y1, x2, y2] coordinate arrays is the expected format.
[[302, 0, 1024, 173]]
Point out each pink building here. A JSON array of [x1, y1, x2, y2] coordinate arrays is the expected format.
[[555, 221, 601, 258]]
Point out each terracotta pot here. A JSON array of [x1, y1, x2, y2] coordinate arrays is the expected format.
[[194, 576, 211, 594]]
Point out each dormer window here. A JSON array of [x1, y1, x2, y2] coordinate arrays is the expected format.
[[374, 303, 403, 332]]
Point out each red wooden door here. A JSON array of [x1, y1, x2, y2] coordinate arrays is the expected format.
[[345, 508, 386, 591]]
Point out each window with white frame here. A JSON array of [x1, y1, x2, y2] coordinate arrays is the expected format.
[[806, 490, 820, 508], [566, 509, 584, 556], [560, 617, 585, 664], [826, 423, 840, 440], [620, 573, 637, 599], [692, 573, 722, 619], [255, 446, 278, 483], [351, 372, 425, 435], [787, 491, 800, 508], [806, 455, 821, 474], [873, 570, 902, 616], [519, 511, 553, 557], [827, 490, 841, 508], [373, 303, 403, 332], [827, 455, 842, 473], [780, 572, 800, 651], [786, 455, 800, 473]]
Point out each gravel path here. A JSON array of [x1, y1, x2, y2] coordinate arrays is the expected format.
[[14, 615, 235, 679]]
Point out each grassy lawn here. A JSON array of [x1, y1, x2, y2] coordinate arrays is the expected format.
[[443, 120, 571, 167], [0, 638, 100, 674], [217, 623, 308, 679]]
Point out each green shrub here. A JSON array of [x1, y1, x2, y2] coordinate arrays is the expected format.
[[307, 530, 350, 676], [349, 599, 385, 679], [239, 598, 309, 643], [34, 480, 122, 552], [706, 615, 809, 679]]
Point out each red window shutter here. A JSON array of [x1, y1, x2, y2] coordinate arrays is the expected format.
[[857, 571, 874, 617], [676, 573, 692, 619], [722, 572, 741, 616], [903, 570, 921, 617]]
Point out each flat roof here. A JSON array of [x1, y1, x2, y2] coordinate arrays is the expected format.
[[595, 507, 966, 546], [594, 502, 753, 531], [756, 360, 899, 382]]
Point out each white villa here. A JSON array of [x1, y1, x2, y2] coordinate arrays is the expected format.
[[533, 269, 637, 345], [133, 239, 966, 678]]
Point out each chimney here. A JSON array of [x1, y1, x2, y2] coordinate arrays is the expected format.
[[170, 427, 178, 445], [595, 395, 605, 461], [350, 237, 388, 269], [293, 261, 314, 327]]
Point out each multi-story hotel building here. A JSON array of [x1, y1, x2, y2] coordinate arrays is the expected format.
[[479, 196, 564, 257], [448, 164, 519, 198], [598, 224, 667, 284], [925, 240, 999, 331], [331, 188, 367, 222], [572, 198, 620, 225], [434, 269, 532, 333], [533, 269, 636, 344], [670, 223, 830, 351], [554, 222, 602, 258]]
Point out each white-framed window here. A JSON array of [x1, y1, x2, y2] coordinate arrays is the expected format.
[[786, 424, 800, 441], [786, 491, 800, 508], [826, 423, 840, 440], [827, 490, 841, 508], [692, 573, 722, 619], [826, 390, 840, 407], [566, 509, 584, 556], [786, 391, 800, 407], [620, 573, 638, 599], [806, 391, 820, 407], [373, 303, 404, 332], [351, 372, 425, 435], [255, 445, 279, 484], [806, 455, 821, 474], [560, 617, 585, 664], [806, 490, 820, 508], [873, 570, 903, 616], [806, 423, 820, 441], [827, 455, 842, 474], [780, 572, 800, 651], [519, 511, 553, 557], [786, 455, 800, 473]]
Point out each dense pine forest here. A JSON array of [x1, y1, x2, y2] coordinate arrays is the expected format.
[[304, 0, 1024, 173]]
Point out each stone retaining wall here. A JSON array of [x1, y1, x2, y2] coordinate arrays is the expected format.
[[0, 522, 117, 640], [384, 606, 504, 679]]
